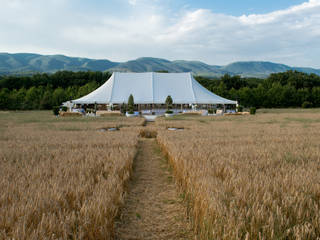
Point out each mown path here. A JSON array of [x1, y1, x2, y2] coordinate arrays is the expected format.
[[114, 136, 194, 240]]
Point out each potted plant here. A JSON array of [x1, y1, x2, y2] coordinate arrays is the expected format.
[[165, 95, 174, 117], [126, 94, 136, 117]]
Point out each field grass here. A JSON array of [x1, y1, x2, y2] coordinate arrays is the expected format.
[[1, 110, 320, 239], [156, 110, 320, 239], [0, 111, 144, 239]]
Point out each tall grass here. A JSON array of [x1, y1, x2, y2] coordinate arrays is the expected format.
[[0, 112, 142, 239], [157, 112, 320, 239]]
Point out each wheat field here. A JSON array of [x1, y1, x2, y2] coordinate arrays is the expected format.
[[156, 111, 320, 239], [0, 111, 143, 240], [1, 110, 320, 239]]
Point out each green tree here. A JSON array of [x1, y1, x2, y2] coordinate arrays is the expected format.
[[0, 88, 10, 109], [25, 86, 42, 109], [238, 87, 253, 107], [312, 87, 320, 107], [165, 95, 173, 110], [265, 83, 284, 107], [296, 88, 311, 106], [228, 88, 239, 102], [77, 81, 98, 98], [16, 88, 27, 110], [251, 84, 266, 108], [52, 87, 67, 107], [280, 85, 297, 107], [40, 90, 53, 109], [128, 94, 134, 113]]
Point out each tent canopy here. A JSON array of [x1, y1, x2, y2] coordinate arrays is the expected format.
[[72, 72, 236, 105]]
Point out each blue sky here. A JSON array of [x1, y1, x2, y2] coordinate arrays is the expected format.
[[167, 0, 307, 15], [0, 0, 320, 68], [77, 0, 308, 18], [80, 0, 306, 15]]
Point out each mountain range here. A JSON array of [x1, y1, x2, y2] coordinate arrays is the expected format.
[[1, 53, 319, 78]]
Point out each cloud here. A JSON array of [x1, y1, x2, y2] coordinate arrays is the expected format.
[[0, 0, 320, 68], [128, 0, 137, 6], [239, 0, 320, 24]]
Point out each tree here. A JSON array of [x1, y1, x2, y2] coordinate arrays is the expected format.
[[0, 88, 10, 109], [52, 87, 67, 107], [16, 88, 27, 110], [251, 84, 266, 108], [312, 87, 320, 107], [25, 86, 42, 109], [128, 94, 134, 113], [280, 85, 297, 107], [165, 95, 173, 110], [40, 90, 53, 110], [265, 83, 283, 107], [296, 88, 311, 105], [238, 87, 253, 107], [77, 81, 98, 98]]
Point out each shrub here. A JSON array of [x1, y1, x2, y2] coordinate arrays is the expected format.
[[237, 105, 243, 112], [208, 109, 214, 114], [302, 101, 313, 108], [250, 107, 256, 115], [128, 94, 134, 112], [165, 110, 173, 114], [61, 106, 68, 112], [165, 95, 173, 110], [52, 106, 59, 116], [120, 103, 127, 115]]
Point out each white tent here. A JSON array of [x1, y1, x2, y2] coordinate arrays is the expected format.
[[72, 72, 236, 105]]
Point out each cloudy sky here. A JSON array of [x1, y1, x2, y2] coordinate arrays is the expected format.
[[0, 0, 320, 68]]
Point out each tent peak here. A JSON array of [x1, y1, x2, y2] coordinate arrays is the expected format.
[[72, 71, 236, 105]]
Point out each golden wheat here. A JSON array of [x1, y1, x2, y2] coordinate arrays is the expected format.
[[0, 111, 143, 240], [156, 112, 320, 239]]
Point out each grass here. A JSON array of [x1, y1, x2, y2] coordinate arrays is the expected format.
[[156, 109, 320, 240], [0, 111, 144, 240], [257, 108, 320, 114], [1, 109, 320, 239]]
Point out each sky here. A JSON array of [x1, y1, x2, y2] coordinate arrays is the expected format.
[[0, 0, 320, 68]]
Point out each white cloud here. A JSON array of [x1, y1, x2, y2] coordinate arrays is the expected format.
[[128, 0, 137, 6], [0, 0, 320, 68], [239, 0, 320, 24]]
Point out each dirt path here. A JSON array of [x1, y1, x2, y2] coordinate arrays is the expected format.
[[114, 138, 194, 240]]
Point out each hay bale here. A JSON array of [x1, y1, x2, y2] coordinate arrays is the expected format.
[[59, 112, 82, 117], [241, 112, 250, 115], [97, 111, 122, 117]]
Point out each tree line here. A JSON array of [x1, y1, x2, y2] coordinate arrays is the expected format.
[[0, 70, 320, 110], [0, 71, 111, 110], [195, 70, 320, 108]]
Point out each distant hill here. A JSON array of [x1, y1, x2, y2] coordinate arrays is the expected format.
[[0, 53, 118, 74], [1, 53, 320, 77]]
